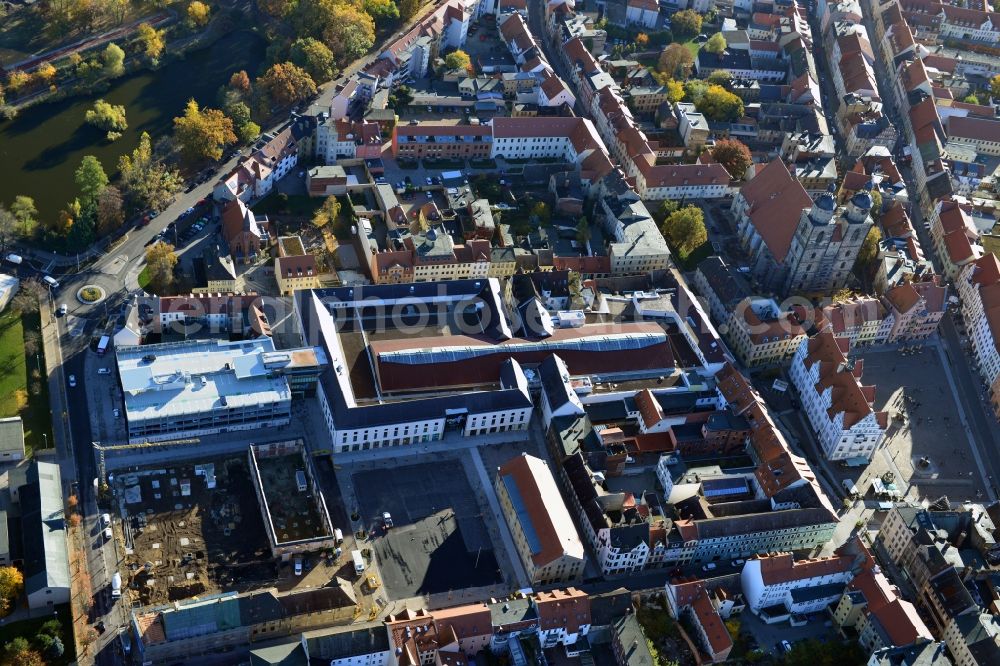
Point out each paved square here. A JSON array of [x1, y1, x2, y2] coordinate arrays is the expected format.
[[849, 345, 986, 502], [352, 459, 502, 598]]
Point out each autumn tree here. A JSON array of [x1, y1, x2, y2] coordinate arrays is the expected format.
[[101, 42, 126, 78], [364, 0, 399, 24], [2, 637, 43, 666], [187, 0, 211, 26], [711, 138, 752, 180], [6, 70, 29, 94], [260, 0, 295, 16], [683, 79, 709, 104], [118, 132, 181, 211], [137, 22, 166, 64], [96, 186, 125, 236], [444, 49, 472, 73], [695, 84, 744, 121], [290, 37, 337, 82], [144, 241, 178, 294], [35, 62, 57, 87], [325, 3, 376, 64], [85, 99, 128, 133], [671, 9, 703, 37], [661, 205, 707, 260], [704, 32, 726, 54], [257, 62, 317, 111], [635, 33, 649, 49], [75, 155, 109, 208], [530, 201, 551, 225], [399, 0, 421, 20], [11, 196, 37, 238], [173, 99, 237, 163], [991, 74, 1000, 99], [658, 43, 693, 79], [963, 93, 979, 104], [854, 226, 882, 276], [0, 566, 24, 612], [664, 79, 684, 102], [312, 196, 342, 230], [10, 279, 47, 315], [229, 70, 252, 96], [576, 218, 591, 244]]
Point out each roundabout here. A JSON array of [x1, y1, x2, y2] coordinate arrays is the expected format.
[[77, 284, 106, 305]]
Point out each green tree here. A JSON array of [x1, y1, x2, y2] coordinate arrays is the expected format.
[[257, 62, 318, 111], [85, 99, 128, 132], [444, 49, 472, 73], [290, 37, 337, 82], [399, 0, 421, 20], [658, 43, 693, 79], [576, 217, 591, 244], [312, 196, 342, 229], [0, 206, 14, 254], [144, 241, 178, 294], [10, 196, 37, 238], [137, 22, 166, 64], [118, 132, 181, 211], [963, 93, 980, 104], [387, 84, 414, 110], [101, 42, 125, 78], [711, 138, 752, 179], [364, 0, 399, 24], [226, 101, 261, 143], [173, 99, 237, 163], [661, 205, 707, 259], [706, 69, 732, 87], [704, 32, 726, 54], [683, 79, 709, 104], [657, 199, 680, 223], [75, 155, 109, 208], [695, 84, 744, 121], [671, 9, 702, 38], [870, 189, 883, 221]]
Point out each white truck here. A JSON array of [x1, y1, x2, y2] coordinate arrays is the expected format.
[[351, 549, 365, 574], [110, 572, 122, 599]]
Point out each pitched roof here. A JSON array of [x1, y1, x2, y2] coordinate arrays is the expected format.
[[754, 551, 854, 585], [498, 454, 585, 567], [800, 327, 886, 429], [737, 159, 812, 263]]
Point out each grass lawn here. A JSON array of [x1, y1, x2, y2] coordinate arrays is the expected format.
[[683, 38, 701, 59], [673, 240, 712, 271], [0, 309, 53, 456], [0, 604, 76, 665], [137, 266, 151, 292]]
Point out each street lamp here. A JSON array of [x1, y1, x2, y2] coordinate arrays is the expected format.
[[43, 433, 48, 449]]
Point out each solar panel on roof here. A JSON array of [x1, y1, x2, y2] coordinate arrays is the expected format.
[[702, 477, 750, 498]]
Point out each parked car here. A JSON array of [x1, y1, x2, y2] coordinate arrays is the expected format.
[[104, 527, 113, 541], [113, 408, 120, 418], [57, 304, 67, 316], [383, 512, 393, 528], [701, 562, 717, 572], [68, 375, 77, 388], [98, 368, 112, 375], [294, 558, 303, 576]]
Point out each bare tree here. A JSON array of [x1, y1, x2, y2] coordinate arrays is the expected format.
[[10, 279, 48, 315]]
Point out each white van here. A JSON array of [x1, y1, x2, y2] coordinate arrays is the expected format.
[[42, 275, 59, 289], [101, 513, 111, 528], [334, 528, 344, 545], [5, 253, 22, 265], [352, 549, 365, 574], [110, 572, 122, 599]]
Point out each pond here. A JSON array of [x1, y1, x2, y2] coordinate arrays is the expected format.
[[0, 30, 267, 223]]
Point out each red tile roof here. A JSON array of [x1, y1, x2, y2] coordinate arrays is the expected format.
[[737, 159, 812, 263], [755, 552, 854, 586]]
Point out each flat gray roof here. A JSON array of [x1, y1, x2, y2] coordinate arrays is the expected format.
[[117, 339, 291, 422], [0, 417, 24, 456]]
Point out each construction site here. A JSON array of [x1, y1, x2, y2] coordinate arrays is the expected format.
[[115, 454, 277, 607], [249, 440, 337, 557]]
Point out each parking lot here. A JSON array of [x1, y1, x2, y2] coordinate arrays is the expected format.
[[736, 607, 841, 657], [848, 344, 988, 502], [352, 459, 503, 599]]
